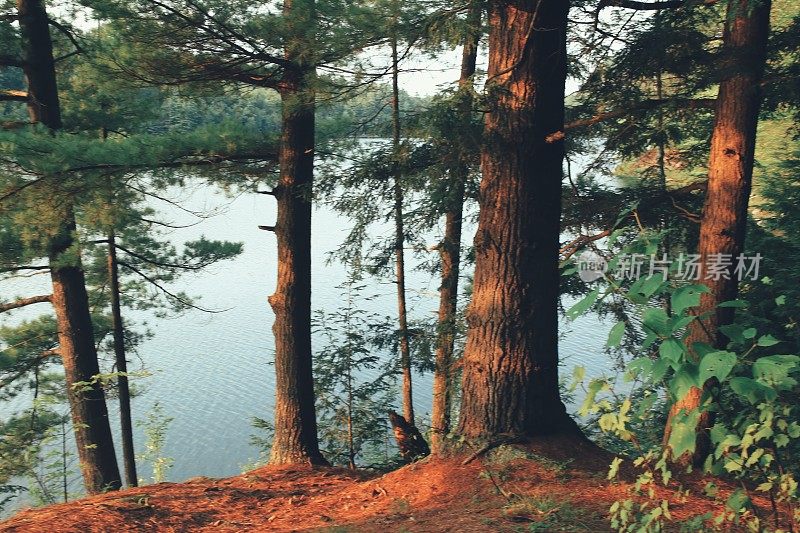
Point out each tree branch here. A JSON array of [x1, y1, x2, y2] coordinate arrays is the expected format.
[[117, 260, 226, 313], [564, 98, 716, 132], [0, 294, 52, 313], [0, 90, 27, 102], [0, 265, 51, 274]]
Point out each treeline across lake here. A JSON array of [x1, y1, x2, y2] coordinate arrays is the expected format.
[[2, 0, 800, 530]]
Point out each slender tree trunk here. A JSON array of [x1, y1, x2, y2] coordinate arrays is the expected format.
[[108, 232, 138, 487], [430, 0, 481, 454], [665, 0, 771, 465], [347, 365, 355, 470], [457, 0, 579, 439], [390, 35, 415, 425], [17, 0, 121, 493], [268, 0, 326, 465]]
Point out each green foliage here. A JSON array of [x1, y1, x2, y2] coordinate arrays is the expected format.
[[136, 402, 174, 484], [567, 227, 800, 532], [313, 268, 399, 468]]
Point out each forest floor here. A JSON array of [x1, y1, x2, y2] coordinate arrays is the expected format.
[[0, 437, 766, 532]]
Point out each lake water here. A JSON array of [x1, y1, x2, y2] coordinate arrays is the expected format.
[[1, 156, 616, 500]]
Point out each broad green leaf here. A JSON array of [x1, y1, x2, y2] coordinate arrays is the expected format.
[[669, 315, 695, 334], [730, 377, 777, 403], [628, 357, 653, 377], [669, 363, 699, 400], [725, 489, 750, 512], [659, 338, 685, 363], [719, 324, 745, 344], [698, 351, 737, 384], [756, 334, 780, 347], [671, 284, 709, 316], [567, 289, 599, 320], [752, 355, 800, 385], [643, 308, 670, 337], [667, 409, 700, 458], [691, 342, 717, 358], [607, 321, 626, 348], [742, 328, 757, 339]]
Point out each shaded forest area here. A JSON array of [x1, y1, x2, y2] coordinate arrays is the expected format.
[[1, 0, 800, 530]]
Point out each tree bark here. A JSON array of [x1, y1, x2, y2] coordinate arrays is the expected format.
[[664, 0, 771, 466], [390, 34, 415, 425], [16, 0, 122, 494], [388, 410, 430, 462], [16, 0, 61, 129], [108, 232, 138, 487], [268, 0, 326, 466], [457, 0, 579, 439], [430, 0, 481, 454], [49, 215, 122, 493]]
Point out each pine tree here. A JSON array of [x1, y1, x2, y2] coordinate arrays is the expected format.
[[457, 0, 582, 439]]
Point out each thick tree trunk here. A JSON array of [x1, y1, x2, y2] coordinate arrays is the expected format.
[[268, 0, 325, 464], [430, 1, 481, 454], [16, 0, 61, 129], [390, 36, 415, 425], [49, 216, 122, 493], [17, 0, 121, 493], [108, 232, 138, 487], [457, 0, 579, 439], [665, 0, 771, 465]]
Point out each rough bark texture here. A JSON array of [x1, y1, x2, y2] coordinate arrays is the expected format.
[[108, 233, 138, 487], [49, 216, 122, 493], [17, 0, 122, 493], [268, 0, 325, 465], [664, 0, 771, 465], [390, 35, 415, 425], [457, 0, 579, 439], [430, 1, 481, 454], [16, 0, 61, 129]]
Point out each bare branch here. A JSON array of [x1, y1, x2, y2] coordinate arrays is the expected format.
[[564, 98, 716, 132], [118, 260, 227, 313], [0, 294, 52, 313]]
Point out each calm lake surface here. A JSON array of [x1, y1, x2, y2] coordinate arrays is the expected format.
[[1, 154, 616, 497]]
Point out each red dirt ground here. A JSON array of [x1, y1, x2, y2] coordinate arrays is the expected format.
[[0, 439, 772, 532]]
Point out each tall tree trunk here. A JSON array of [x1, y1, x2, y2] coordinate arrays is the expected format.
[[16, 0, 61, 129], [664, 0, 771, 465], [390, 34, 415, 425], [430, 0, 481, 454], [457, 0, 579, 439], [49, 215, 122, 493], [108, 232, 138, 487], [268, 0, 326, 466], [17, 0, 121, 493]]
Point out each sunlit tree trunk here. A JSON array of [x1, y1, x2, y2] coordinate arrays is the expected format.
[[268, 0, 326, 466], [431, 0, 481, 454], [18, 0, 121, 493], [665, 0, 771, 465], [457, 0, 579, 439]]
